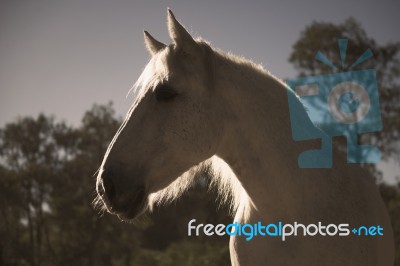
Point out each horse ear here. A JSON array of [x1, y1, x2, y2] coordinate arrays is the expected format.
[[144, 31, 166, 55], [167, 9, 197, 52]]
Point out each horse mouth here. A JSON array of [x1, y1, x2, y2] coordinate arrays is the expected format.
[[98, 188, 148, 221], [116, 189, 148, 221]]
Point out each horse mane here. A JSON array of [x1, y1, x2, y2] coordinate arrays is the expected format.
[[147, 156, 250, 217]]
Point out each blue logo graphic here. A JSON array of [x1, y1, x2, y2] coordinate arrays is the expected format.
[[286, 39, 382, 168]]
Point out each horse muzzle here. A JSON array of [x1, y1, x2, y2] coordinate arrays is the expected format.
[[96, 168, 148, 220]]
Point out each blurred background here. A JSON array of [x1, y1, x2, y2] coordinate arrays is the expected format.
[[0, 1, 399, 265]]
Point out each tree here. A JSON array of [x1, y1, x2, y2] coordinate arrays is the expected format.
[[0, 102, 233, 265], [0, 104, 141, 266], [289, 18, 400, 160], [0, 114, 70, 265]]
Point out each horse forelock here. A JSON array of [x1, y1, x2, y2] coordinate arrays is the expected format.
[[128, 48, 171, 104], [129, 40, 215, 102]]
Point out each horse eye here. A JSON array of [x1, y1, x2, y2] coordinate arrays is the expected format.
[[155, 85, 178, 102]]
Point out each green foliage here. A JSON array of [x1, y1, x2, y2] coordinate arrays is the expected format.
[[289, 18, 400, 160], [133, 241, 230, 266]]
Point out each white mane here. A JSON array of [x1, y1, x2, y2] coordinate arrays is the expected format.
[[148, 155, 249, 216]]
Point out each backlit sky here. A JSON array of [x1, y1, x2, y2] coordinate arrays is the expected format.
[[0, 0, 399, 182]]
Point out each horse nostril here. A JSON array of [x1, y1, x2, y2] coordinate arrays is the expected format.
[[102, 173, 116, 203]]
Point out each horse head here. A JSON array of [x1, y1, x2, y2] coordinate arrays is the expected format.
[[96, 10, 223, 220]]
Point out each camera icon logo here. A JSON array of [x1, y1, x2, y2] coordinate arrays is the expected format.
[[286, 39, 382, 168]]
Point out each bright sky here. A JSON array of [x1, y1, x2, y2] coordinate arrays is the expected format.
[[0, 0, 399, 182]]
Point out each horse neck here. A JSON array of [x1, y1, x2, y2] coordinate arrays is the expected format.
[[213, 51, 313, 220]]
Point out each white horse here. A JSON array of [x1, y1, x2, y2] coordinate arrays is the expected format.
[[96, 9, 394, 265]]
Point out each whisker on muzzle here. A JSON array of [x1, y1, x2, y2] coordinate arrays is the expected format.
[[92, 191, 107, 215]]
